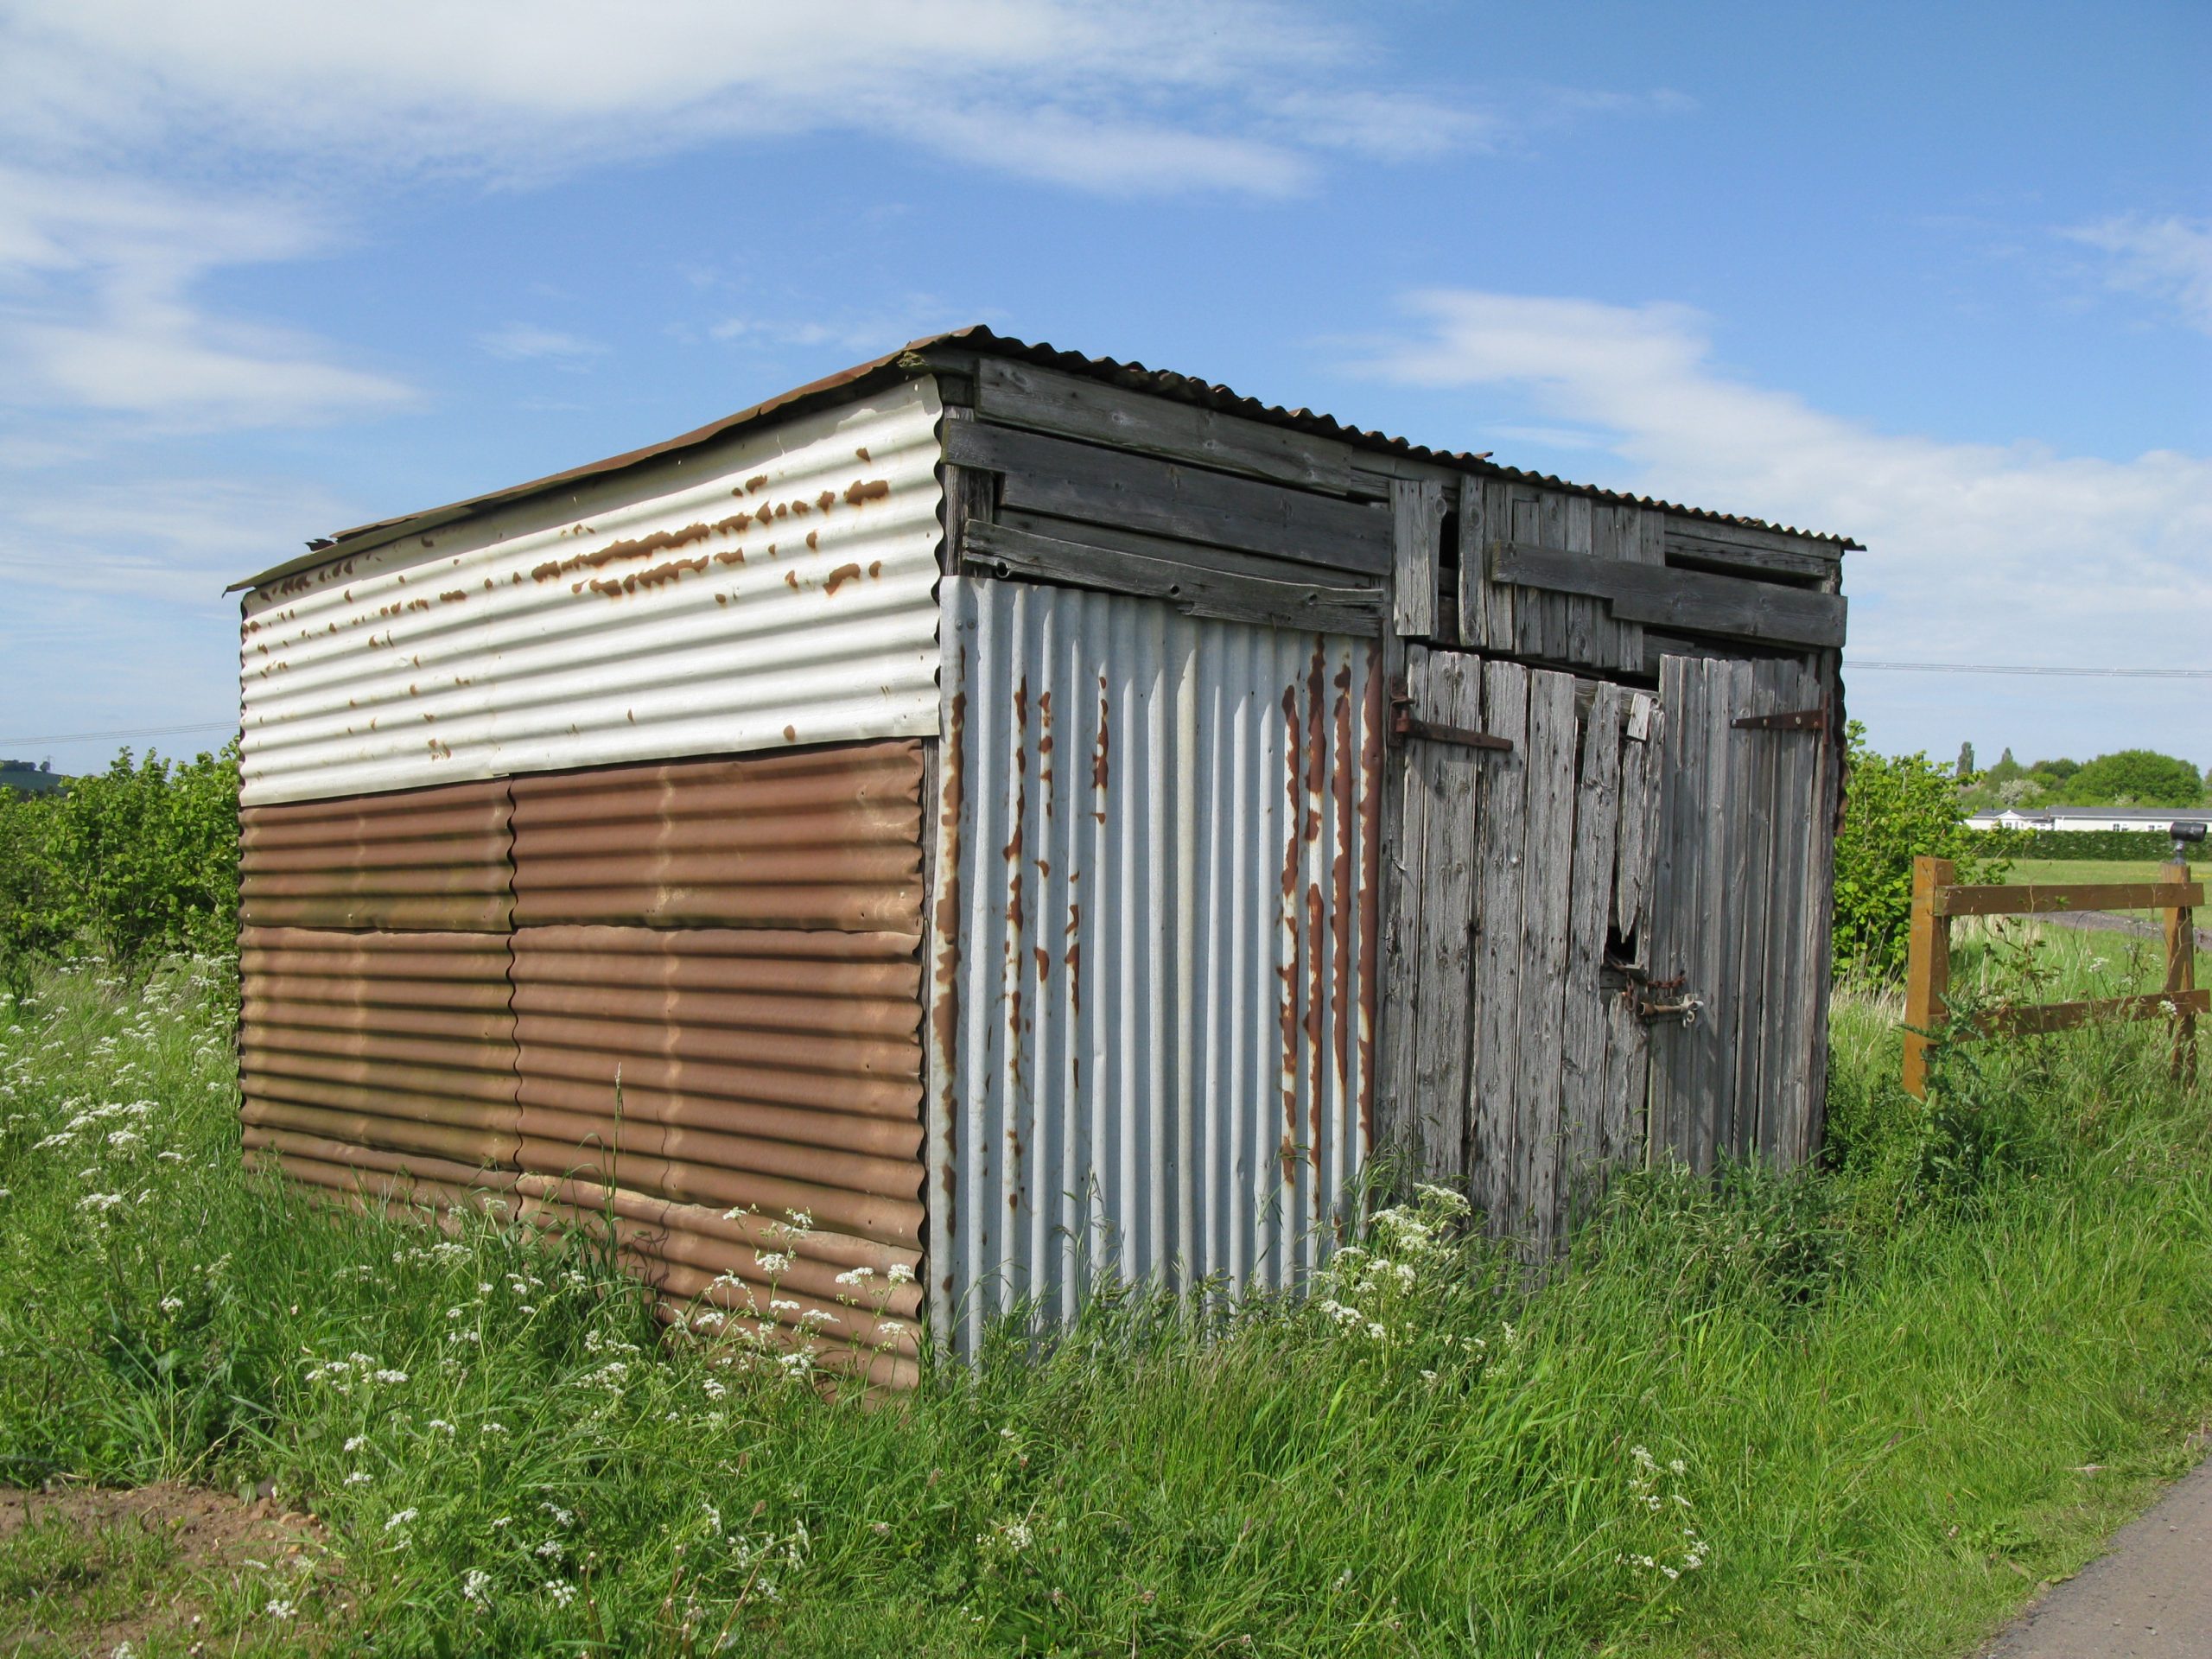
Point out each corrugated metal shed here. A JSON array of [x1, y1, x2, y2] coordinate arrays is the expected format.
[[240, 778, 513, 931], [931, 576, 1381, 1351], [238, 378, 943, 806]]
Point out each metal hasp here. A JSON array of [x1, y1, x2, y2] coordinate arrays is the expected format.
[[1731, 706, 1827, 733], [1388, 682, 1514, 752]]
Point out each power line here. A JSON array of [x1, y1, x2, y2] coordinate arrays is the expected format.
[[0, 720, 234, 747], [1845, 661, 2212, 680]]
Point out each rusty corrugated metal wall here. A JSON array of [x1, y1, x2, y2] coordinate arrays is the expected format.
[[238, 745, 928, 1385], [237, 379, 944, 806], [930, 576, 1383, 1352]]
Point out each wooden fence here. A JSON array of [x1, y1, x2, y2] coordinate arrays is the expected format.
[[1902, 855, 2203, 1096]]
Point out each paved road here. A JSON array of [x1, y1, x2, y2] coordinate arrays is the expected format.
[[1981, 1456, 2212, 1658]]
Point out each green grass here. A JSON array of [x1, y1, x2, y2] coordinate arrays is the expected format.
[[2, 954, 2209, 1656]]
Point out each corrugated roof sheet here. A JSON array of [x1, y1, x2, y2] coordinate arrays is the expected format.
[[235, 327, 1855, 593]]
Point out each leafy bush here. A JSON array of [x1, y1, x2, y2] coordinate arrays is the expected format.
[[1830, 721, 2000, 982], [0, 744, 238, 989]]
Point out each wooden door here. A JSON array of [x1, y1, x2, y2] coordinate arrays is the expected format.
[[1643, 654, 1838, 1171], [1380, 647, 1660, 1245]]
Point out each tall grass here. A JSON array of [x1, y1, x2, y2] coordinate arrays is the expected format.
[[1, 940, 2208, 1656]]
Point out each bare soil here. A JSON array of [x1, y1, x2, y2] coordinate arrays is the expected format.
[[0, 1484, 324, 1656]]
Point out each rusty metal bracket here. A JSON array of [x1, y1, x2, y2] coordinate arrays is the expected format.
[[1732, 706, 1827, 733]]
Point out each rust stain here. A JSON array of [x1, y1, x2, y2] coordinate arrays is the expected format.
[[1330, 659, 1355, 1117], [817, 490, 836, 512], [715, 593, 729, 606], [1033, 945, 1049, 982], [715, 549, 744, 565], [774, 503, 789, 520], [855, 445, 872, 461], [439, 590, 467, 603], [529, 517, 750, 583], [744, 474, 768, 494], [586, 554, 709, 599], [868, 560, 882, 579], [784, 571, 799, 590], [805, 531, 819, 551], [843, 479, 891, 507], [1355, 651, 1384, 1146], [823, 562, 862, 596], [932, 678, 969, 1213], [782, 724, 797, 741]]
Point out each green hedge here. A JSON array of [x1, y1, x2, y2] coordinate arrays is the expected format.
[[1961, 828, 2198, 861]]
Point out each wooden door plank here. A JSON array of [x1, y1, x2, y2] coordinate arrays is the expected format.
[[1407, 651, 1484, 1185], [1725, 665, 1782, 1162], [1613, 691, 1657, 944], [1561, 683, 1625, 1232], [1469, 660, 1529, 1229], [1516, 668, 1580, 1248], [1376, 645, 1430, 1168]]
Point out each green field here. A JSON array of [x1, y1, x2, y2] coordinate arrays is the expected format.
[[2000, 855, 2209, 893], [3, 956, 2209, 1657]]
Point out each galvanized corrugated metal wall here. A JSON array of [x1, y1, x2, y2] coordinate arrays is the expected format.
[[239, 925, 518, 1174], [507, 745, 926, 1382], [238, 745, 928, 1385], [238, 378, 944, 806], [241, 779, 513, 930], [931, 575, 1382, 1351]]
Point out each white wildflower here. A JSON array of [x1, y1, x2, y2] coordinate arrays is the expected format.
[[385, 1508, 418, 1531], [264, 1598, 296, 1620], [543, 1580, 576, 1607], [344, 1435, 369, 1453], [753, 1251, 795, 1277], [886, 1262, 915, 1286]]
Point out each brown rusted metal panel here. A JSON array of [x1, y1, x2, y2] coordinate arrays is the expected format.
[[240, 925, 518, 1168], [241, 779, 512, 931], [509, 743, 925, 933]]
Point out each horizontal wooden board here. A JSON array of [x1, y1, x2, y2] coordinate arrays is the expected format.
[[1491, 541, 1847, 649], [962, 519, 1382, 635], [1975, 988, 2209, 1038], [974, 357, 1363, 495], [1935, 880, 2204, 918], [946, 418, 1393, 575], [1662, 524, 1842, 581]]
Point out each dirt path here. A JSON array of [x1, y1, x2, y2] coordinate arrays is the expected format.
[[1980, 1455, 2212, 1657]]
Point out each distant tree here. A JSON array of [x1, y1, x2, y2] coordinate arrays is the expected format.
[[1955, 741, 1975, 779], [2051, 750, 2204, 809], [2033, 758, 2081, 785]]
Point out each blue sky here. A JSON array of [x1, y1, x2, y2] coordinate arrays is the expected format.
[[2, 0, 2205, 779]]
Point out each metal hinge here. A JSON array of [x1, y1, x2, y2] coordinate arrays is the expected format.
[[1389, 683, 1515, 753], [1618, 969, 1702, 1024], [1732, 705, 1827, 733]]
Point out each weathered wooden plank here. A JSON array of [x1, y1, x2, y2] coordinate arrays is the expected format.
[[1406, 652, 1485, 1185], [1799, 656, 1844, 1159], [1725, 672, 1780, 1162], [1601, 991, 1649, 1174], [1560, 684, 1624, 1231], [1455, 474, 1491, 652], [1537, 492, 1569, 665], [945, 419, 1394, 574], [973, 356, 1363, 495], [1902, 856, 1955, 1100], [1662, 521, 1843, 580], [1391, 478, 1444, 639], [1619, 508, 1661, 671], [1374, 635, 1420, 1169], [1974, 988, 2209, 1038], [1644, 656, 1713, 1165], [1468, 661, 1529, 1230], [962, 518, 1382, 636], [1516, 668, 1579, 1247], [1933, 880, 2204, 917], [993, 507, 1379, 592], [1613, 691, 1657, 944], [1491, 543, 1848, 649]]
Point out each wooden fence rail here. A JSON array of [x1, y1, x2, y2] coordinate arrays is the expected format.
[[1902, 855, 2203, 1098]]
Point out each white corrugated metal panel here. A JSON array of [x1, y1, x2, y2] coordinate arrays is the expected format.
[[238, 379, 944, 805], [929, 575, 1383, 1352]]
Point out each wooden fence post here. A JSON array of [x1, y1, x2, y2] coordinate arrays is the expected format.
[[2164, 859, 2199, 1088], [1902, 855, 1954, 1100]]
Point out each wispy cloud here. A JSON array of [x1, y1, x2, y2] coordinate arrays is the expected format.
[[0, 165, 412, 429], [2063, 213, 2212, 336], [1353, 290, 2212, 744], [477, 323, 606, 364]]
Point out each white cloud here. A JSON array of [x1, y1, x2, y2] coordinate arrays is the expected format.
[[0, 2, 1581, 199], [1354, 290, 2212, 754], [478, 323, 606, 363], [2063, 214, 2212, 336], [0, 165, 412, 429]]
